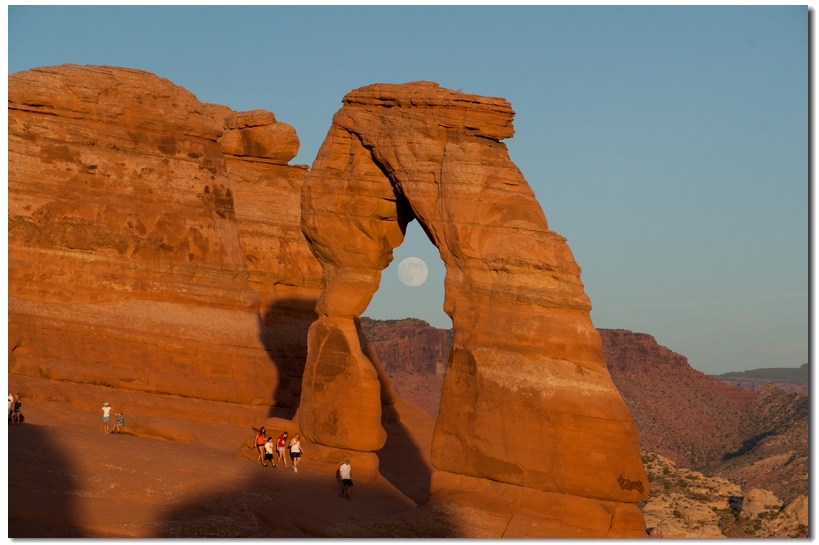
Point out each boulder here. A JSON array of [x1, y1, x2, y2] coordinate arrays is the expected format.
[[740, 488, 783, 520], [650, 520, 724, 538], [784, 495, 808, 526]]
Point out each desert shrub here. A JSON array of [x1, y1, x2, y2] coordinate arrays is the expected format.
[[664, 482, 672, 490]]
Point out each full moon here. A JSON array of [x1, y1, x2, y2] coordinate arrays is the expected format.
[[397, 257, 428, 287]]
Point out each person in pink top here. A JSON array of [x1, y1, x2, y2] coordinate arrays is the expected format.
[[274, 431, 289, 468]]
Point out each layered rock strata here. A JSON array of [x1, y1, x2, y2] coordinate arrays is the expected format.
[[9, 65, 321, 414], [300, 81, 648, 532]]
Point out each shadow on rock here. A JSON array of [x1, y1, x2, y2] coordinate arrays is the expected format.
[[258, 297, 318, 419], [152, 453, 456, 538], [8, 422, 85, 537], [722, 431, 777, 461], [378, 407, 434, 506]]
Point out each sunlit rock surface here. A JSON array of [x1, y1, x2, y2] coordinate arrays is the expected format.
[[8, 64, 321, 413], [300, 81, 648, 536]]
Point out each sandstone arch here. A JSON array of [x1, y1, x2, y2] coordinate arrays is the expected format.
[[300, 82, 648, 527]]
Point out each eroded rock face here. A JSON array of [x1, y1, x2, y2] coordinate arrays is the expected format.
[[301, 82, 648, 514], [9, 65, 321, 413]]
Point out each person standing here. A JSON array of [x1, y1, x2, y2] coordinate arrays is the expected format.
[[251, 426, 267, 465], [274, 432, 289, 468], [289, 433, 303, 473], [264, 437, 275, 467], [8, 390, 14, 422], [339, 458, 353, 499], [101, 402, 111, 433], [11, 394, 22, 426]]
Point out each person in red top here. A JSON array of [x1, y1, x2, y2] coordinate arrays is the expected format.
[[274, 431, 289, 468], [251, 426, 267, 466]]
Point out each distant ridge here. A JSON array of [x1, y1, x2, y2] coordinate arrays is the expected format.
[[715, 363, 807, 382], [715, 363, 808, 395]]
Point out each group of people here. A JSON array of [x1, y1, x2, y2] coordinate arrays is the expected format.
[[250, 425, 354, 498], [252, 427, 303, 473], [8, 391, 23, 425], [101, 402, 125, 434]]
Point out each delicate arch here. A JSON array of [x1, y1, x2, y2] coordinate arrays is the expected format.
[[300, 82, 648, 504]]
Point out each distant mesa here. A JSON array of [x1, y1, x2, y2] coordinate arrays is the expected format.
[[714, 363, 808, 395]]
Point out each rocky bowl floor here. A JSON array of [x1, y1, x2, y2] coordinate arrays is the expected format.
[[639, 452, 808, 538], [8, 396, 437, 538]]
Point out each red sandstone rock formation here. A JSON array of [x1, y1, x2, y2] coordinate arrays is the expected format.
[[8, 65, 321, 414], [300, 82, 648, 536]]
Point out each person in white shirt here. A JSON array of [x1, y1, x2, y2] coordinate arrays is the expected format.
[[339, 458, 353, 499], [289, 433, 303, 473], [101, 402, 112, 434], [264, 437, 275, 466], [8, 390, 13, 420]]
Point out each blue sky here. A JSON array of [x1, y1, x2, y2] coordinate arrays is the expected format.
[[8, 6, 807, 374]]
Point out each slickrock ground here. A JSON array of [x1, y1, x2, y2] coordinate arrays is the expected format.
[[9, 393, 440, 538]]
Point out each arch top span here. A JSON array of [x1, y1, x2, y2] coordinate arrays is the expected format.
[[299, 82, 648, 511], [338, 81, 516, 142]]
